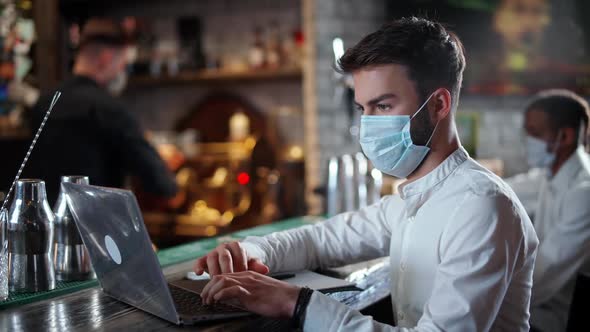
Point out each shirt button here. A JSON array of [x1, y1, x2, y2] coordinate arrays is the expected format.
[[408, 216, 415, 222], [400, 262, 407, 271]]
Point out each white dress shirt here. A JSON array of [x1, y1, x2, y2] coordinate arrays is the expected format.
[[508, 146, 590, 332], [242, 147, 538, 331]]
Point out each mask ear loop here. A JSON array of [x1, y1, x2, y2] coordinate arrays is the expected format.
[[577, 122, 588, 148], [552, 129, 563, 151], [425, 120, 440, 147], [410, 93, 435, 120], [411, 92, 439, 147]]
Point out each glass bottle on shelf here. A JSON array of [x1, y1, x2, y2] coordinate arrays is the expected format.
[[248, 26, 265, 70], [292, 27, 304, 69], [265, 21, 281, 69]]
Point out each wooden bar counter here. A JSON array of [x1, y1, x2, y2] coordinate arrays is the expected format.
[[0, 217, 392, 331]]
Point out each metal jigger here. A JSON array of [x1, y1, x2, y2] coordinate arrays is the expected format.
[[53, 176, 95, 281], [7, 179, 56, 293]]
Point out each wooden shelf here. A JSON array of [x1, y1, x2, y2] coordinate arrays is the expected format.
[[0, 130, 31, 140], [128, 67, 302, 87]]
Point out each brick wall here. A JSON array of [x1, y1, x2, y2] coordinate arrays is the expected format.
[[460, 96, 529, 176]]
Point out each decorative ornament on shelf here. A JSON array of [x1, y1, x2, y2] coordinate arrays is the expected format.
[[0, 0, 39, 137]]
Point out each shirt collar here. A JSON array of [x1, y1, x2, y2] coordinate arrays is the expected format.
[[550, 145, 587, 192], [399, 147, 469, 201], [71, 74, 100, 87]]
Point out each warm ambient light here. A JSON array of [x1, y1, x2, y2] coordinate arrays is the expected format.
[[287, 145, 304, 160], [237, 172, 250, 185]]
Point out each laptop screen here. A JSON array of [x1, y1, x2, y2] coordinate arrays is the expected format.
[[62, 183, 179, 324]]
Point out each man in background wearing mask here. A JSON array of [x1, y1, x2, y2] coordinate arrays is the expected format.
[[190, 17, 538, 331], [25, 18, 178, 204], [506, 90, 590, 332]]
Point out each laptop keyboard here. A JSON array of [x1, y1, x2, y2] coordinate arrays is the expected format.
[[168, 284, 247, 315]]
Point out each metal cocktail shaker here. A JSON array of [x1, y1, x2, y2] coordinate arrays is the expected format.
[[7, 179, 56, 292], [325, 153, 383, 216], [0, 209, 8, 300], [53, 176, 95, 281]]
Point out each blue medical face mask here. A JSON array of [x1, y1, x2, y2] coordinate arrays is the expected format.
[[525, 131, 560, 169], [359, 93, 439, 178]]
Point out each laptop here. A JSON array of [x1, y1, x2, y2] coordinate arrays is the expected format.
[[62, 183, 252, 325]]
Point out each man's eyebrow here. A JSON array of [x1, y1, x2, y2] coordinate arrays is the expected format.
[[366, 93, 397, 106], [355, 94, 397, 109]]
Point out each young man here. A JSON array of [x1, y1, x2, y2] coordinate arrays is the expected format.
[[194, 17, 538, 331], [506, 90, 590, 332]]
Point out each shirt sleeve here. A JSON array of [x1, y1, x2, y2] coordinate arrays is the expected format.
[[302, 193, 536, 332], [96, 107, 178, 198], [531, 184, 590, 305], [241, 196, 397, 273], [303, 292, 400, 332], [419, 193, 536, 331]]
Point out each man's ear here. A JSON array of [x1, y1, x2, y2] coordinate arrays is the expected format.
[[560, 127, 577, 147], [429, 88, 452, 122]]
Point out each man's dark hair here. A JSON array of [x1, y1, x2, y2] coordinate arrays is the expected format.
[[526, 89, 590, 147], [78, 18, 129, 51], [338, 17, 466, 109]]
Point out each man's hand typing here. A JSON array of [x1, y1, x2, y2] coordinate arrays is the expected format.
[[193, 241, 269, 276]]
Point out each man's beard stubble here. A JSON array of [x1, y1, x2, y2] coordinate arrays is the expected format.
[[410, 104, 436, 147]]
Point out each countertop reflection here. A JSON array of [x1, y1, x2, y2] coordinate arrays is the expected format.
[[0, 260, 391, 331]]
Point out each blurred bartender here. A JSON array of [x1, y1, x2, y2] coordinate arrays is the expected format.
[[506, 90, 590, 332], [26, 18, 179, 204]]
